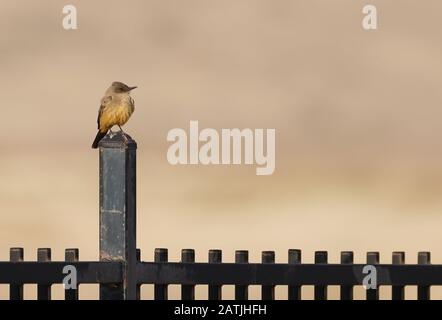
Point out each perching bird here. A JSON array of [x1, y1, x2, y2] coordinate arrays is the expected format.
[[91, 81, 137, 148]]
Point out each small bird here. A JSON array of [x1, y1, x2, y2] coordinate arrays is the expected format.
[[92, 81, 137, 149]]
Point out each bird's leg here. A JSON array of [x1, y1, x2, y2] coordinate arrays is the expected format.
[[118, 125, 129, 142]]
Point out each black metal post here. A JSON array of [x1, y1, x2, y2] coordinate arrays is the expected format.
[[99, 132, 137, 300]]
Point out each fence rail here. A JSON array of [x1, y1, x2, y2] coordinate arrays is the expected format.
[[0, 133, 437, 300]]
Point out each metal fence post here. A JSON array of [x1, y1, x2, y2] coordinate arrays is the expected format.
[[99, 132, 137, 300]]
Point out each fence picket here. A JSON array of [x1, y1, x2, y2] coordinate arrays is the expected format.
[[261, 251, 275, 300], [64, 248, 79, 300], [340, 251, 353, 300], [314, 251, 328, 300], [181, 249, 195, 300], [288, 249, 301, 300], [208, 250, 222, 300], [9, 248, 23, 300], [154, 248, 168, 300], [37, 248, 51, 300], [366, 252, 379, 300], [417, 252, 431, 300], [136, 249, 141, 300], [392, 252, 405, 300], [235, 250, 249, 300]]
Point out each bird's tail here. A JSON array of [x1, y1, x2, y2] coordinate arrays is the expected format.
[[91, 130, 107, 149]]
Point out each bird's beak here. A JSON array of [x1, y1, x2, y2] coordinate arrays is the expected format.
[[128, 86, 137, 91]]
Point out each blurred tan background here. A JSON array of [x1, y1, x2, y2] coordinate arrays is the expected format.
[[1, 0, 442, 299]]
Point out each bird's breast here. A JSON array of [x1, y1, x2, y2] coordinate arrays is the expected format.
[[100, 101, 134, 130], [114, 105, 132, 125]]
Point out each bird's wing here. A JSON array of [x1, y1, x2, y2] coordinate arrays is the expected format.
[[97, 95, 113, 129]]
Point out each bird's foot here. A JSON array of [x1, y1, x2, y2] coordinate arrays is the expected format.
[[108, 128, 117, 138]]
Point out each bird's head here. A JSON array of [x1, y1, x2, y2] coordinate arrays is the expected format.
[[111, 81, 137, 94]]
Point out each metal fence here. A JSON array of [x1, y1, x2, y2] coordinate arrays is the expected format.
[[0, 133, 440, 300]]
